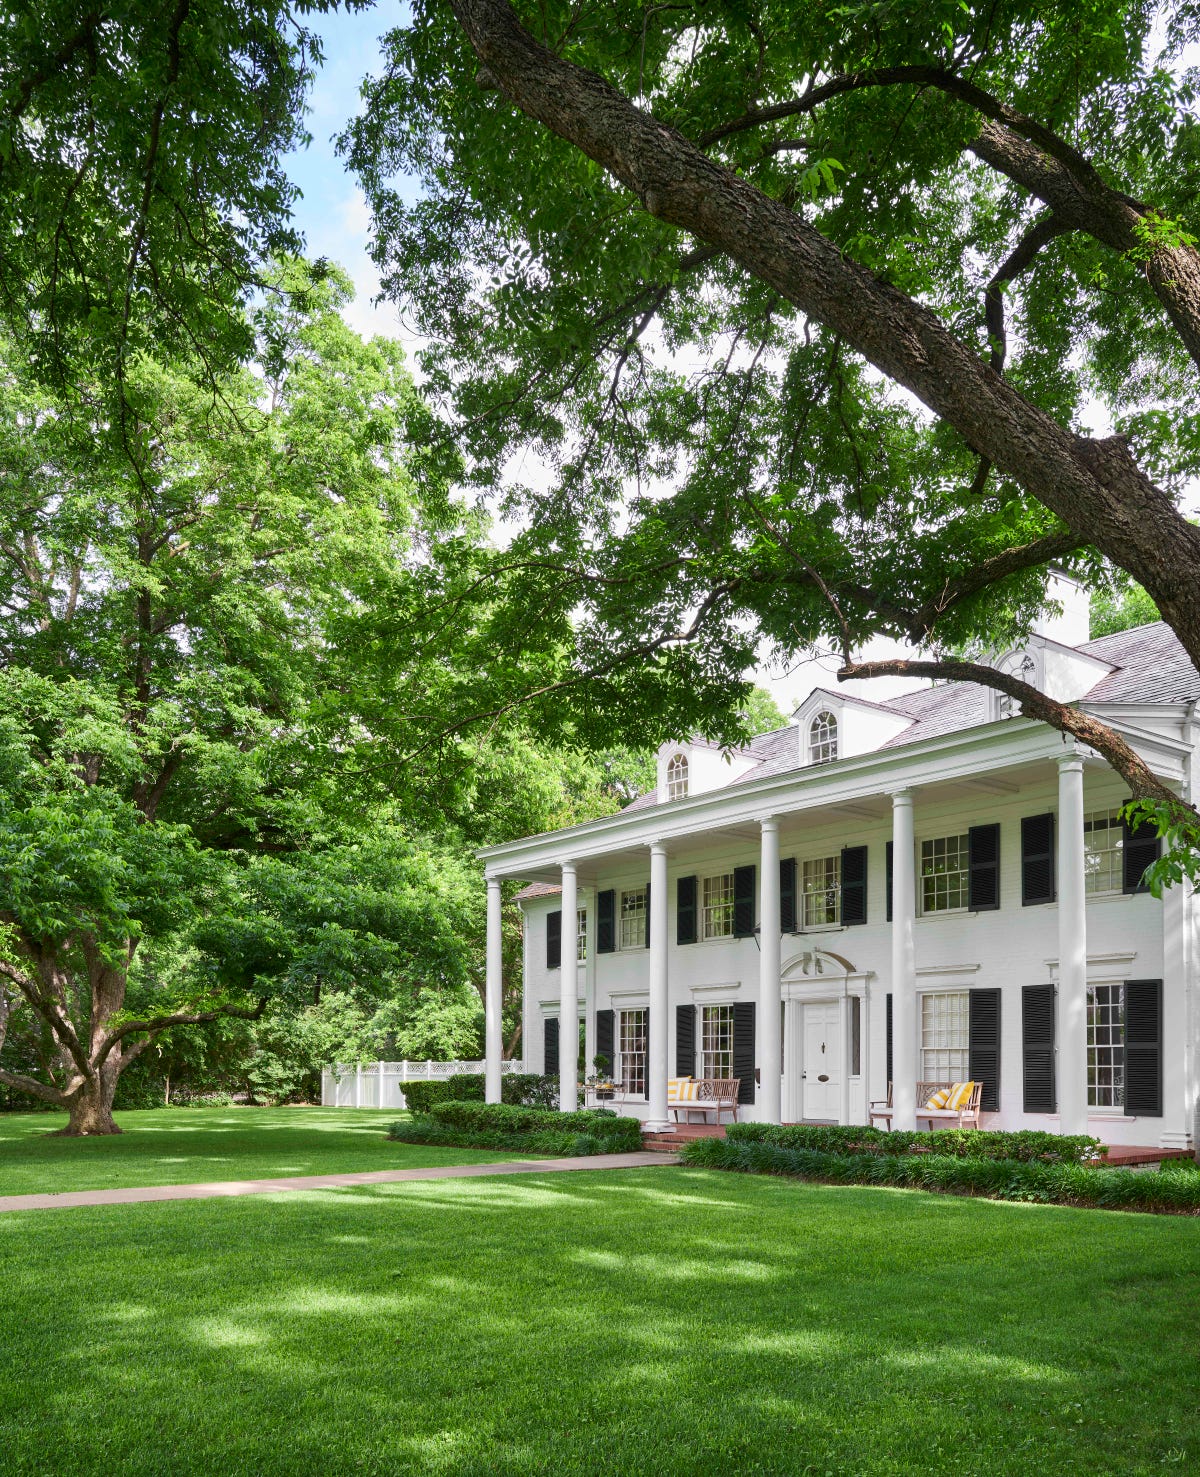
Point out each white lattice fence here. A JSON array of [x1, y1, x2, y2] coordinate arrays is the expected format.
[[321, 1060, 525, 1109]]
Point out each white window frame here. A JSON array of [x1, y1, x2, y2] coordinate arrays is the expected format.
[[618, 1007, 648, 1098], [809, 711, 838, 765], [919, 990, 970, 1082], [666, 752, 689, 801], [619, 888, 646, 950], [1087, 982, 1125, 1109], [701, 872, 735, 940], [576, 907, 587, 963], [700, 1003, 734, 1079], [801, 854, 841, 928], [919, 833, 970, 915], [1083, 807, 1124, 896]]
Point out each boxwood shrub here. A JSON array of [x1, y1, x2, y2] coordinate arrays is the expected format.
[[726, 1122, 1102, 1164], [388, 1099, 643, 1155], [681, 1137, 1200, 1215], [399, 1073, 559, 1113]]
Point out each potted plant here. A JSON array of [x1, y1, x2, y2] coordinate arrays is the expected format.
[[587, 1055, 616, 1100]]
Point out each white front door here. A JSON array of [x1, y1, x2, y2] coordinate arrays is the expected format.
[[802, 1001, 842, 1122]]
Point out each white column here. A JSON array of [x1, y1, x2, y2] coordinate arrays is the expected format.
[[1161, 873, 1189, 1148], [646, 841, 671, 1131], [584, 887, 597, 1087], [1057, 754, 1088, 1135], [559, 862, 579, 1112], [485, 877, 503, 1104], [891, 789, 918, 1131], [839, 988, 851, 1127], [759, 817, 782, 1124]]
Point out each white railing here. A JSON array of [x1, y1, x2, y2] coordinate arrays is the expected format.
[[320, 1059, 525, 1110]]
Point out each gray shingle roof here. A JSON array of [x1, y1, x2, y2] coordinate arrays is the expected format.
[[617, 622, 1196, 815]]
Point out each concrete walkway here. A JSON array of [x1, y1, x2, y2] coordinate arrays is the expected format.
[[0, 1151, 679, 1214]]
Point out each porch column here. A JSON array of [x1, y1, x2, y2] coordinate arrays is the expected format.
[[646, 841, 671, 1132], [891, 789, 918, 1131], [1057, 753, 1088, 1135], [759, 817, 783, 1124], [485, 877, 503, 1104], [559, 861, 579, 1112]]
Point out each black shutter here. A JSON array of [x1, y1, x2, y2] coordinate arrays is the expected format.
[[968, 988, 1002, 1112], [675, 1004, 696, 1077], [677, 875, 698, 944], [546, 910, 562, 970], [886, 840, 894, 922], [780, 857, 797, 933], [544, 1016, 559, 1076], [596, 890, 616, 954], [644, 880, 651, 948], [1021, 813, 1055, 906], [733, 1001, 756, 1103], [595, 1008, 614, 1071], [1022, 984, 1056, 1113], [733, 865, 756, 938], [1122, 809, 1160, 895], [885, 992, 893, 1086], [1124, 979, 1163, 1116], [968, 823, 1001, 911], [840, 845, 868, 926]]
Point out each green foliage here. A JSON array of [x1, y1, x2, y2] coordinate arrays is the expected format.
[[387, 1118, 625, 1157], [419, 1099, 640, 1148], [682, 1137, 1200, 1213], [1089, 581, 1161, 637], [398, 1073, 560, 1113], [727, 1121, 1102, 1164]]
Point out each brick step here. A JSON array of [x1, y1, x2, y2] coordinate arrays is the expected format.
[[1102, 1145, 1193, 1167]]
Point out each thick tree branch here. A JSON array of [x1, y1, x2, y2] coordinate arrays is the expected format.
[[984, 214, 1070, 372], [838, 656, 1194, 818], [447, 1, 1200, 678], [92, 996, 268, 1071]]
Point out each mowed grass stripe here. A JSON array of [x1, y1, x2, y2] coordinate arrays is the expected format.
[[1, 1167, 1197, 1476]]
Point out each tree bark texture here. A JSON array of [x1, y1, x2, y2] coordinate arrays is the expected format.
[[448, 1, 1200, 678]]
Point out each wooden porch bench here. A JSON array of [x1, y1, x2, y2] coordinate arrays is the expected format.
[[869, 1080, 983, 1131], [668, 1077, 741, 1124]]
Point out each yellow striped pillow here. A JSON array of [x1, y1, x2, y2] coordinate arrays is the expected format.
[[667, 1078, 696, 1103], [924, 1087, 951, 1110], [946, 1080, 975, 1111]]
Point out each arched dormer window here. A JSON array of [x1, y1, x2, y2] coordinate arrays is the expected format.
[[666, 752, 689, 801], [809, 712, 838, 765]]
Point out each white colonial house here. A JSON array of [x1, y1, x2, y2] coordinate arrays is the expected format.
[[478, 581, 1199, 1150]]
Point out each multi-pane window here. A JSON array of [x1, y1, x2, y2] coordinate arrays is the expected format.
[[576, 908, 587, 963], [701, 1004, 734, 1079], [920, 991, 969, 1081], [802, 854, 840, 927], [1088, 983, 1124, 1108], [666, 753, 689, 801], [620, 889, 647, 949], [1084, 808, 1124, 895], [618, 1008, 648, 1097], [702, 873, 735, 939], [920, 834, 970, 913], [810, 711, 838, 764]]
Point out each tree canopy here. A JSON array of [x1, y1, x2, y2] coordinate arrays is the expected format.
[[343, 0, 1200, 867]]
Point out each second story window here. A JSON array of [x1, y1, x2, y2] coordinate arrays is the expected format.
[[666, 752, 689, 800], [810, 711, 838, 764], [802, 855, 841, 927], [702, 873, 735, 939], [1084, 808, 1123, 894], [620, 888, 647, 949], [921, 834, 970, 913]]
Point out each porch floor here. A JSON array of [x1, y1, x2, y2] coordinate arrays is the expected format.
[[640, 1122, 1194, 1165]]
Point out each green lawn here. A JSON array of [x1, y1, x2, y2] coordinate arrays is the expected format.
[[0, 1107, 527, 1195], [2, 1163, 1197, 1475]]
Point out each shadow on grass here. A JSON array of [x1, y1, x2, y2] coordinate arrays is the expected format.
[[0, 1169, 1196, 1475]]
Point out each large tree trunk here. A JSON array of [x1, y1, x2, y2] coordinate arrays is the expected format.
[[58, 1060, 123, 1136]]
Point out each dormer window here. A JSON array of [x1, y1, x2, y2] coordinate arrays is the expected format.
[[809, 712, 838, 765], [666, 752, 689, 801]]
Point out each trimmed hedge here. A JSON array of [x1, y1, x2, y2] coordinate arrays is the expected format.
[[681, 1137, 1200, 1215], [389, 1119, 631, 1157], [399, 1074, 559, 1113], [726, 1121, 1102, 1165], [388, 1098, 643, 1156]]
